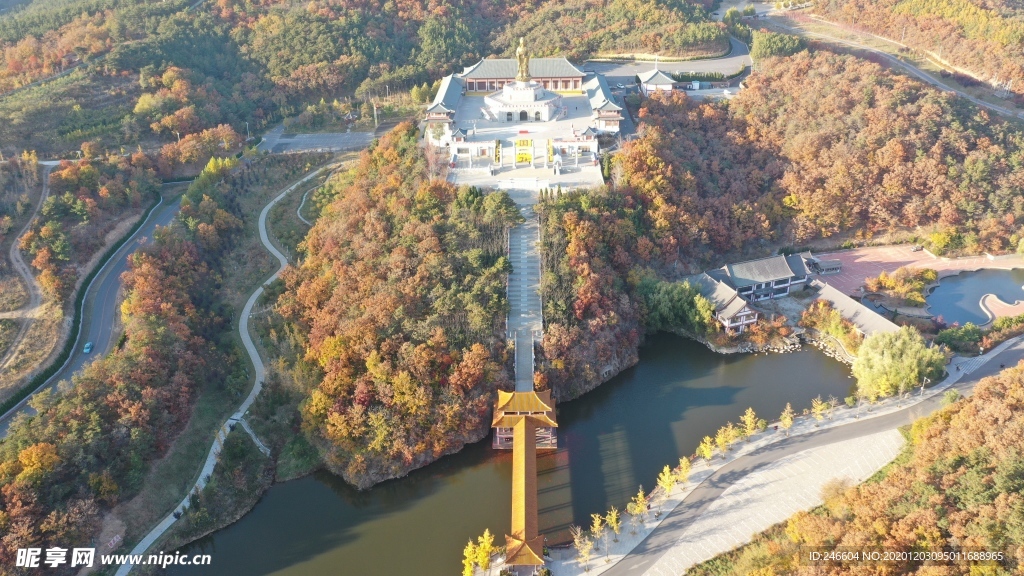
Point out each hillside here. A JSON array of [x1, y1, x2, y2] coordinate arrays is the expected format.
[[814, 0, 1024, 103], [0, 0, 722, 157], [276, 123, 522, 488], [536, 48, 1024, 400]]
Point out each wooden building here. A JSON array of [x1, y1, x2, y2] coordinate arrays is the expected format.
[[492, 390, 558, 568]]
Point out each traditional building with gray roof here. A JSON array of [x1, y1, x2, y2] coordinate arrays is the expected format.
[[583, 73, 623, 133], [638, 68, 675, 96], [718, 252, 813, 301], [424, 74, 465, 127], [460, 57, 586, 93], [809, 281, 899, 336], [690, 272, 759, 333]]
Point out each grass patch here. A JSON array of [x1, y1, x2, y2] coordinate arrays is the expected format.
[[0, 318, 17, 354], [0, 305, 62, 403], [163, 431, 275, 548], [0, 275, 27, 312], [111, 371, 245, 542], [267, 178, 319, 259]]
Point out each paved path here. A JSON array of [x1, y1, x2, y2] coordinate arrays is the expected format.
[[813, 244, 1024, 295], [596, 338, 1024, 576], [115, 166, 331, 576], [257, 125, 374, 154], [296, 187, 314, 225], [641, 430, 905, 575], [505, 188, 543, 391]]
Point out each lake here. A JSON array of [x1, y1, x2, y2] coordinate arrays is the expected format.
[[171, 333, 852, 576]]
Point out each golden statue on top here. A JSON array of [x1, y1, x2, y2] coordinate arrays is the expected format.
[[515, 37, 530, 83]]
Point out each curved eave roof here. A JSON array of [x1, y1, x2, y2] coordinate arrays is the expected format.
[[495, 390, 554, 413], [639, 69, 676, 85]]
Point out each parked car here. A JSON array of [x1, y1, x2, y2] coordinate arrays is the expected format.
[[83, 342, 93, 354], [616, 83, 625, 89], [911, 245, 924, 252]]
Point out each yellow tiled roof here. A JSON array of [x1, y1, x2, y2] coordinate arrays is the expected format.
[[495, 390, 554, 413]]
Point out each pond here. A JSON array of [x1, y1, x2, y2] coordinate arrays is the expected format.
[[926, 269, 1024, 326], [171, 333, 852, 576]]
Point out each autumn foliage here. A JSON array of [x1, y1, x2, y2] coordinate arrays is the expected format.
[[277, 124, 520, 487], [0, 227, 231, 569], [0, 152, 311, 566], [619, 51, 1024, 257], [19, 152, 159, 301], [814, 0, 1024, 102]]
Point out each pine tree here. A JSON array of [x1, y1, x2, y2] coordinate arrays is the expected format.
[[676, 457, 691, 484], [590, 512, 606, 554], [697, 435, 715, 463], [811, 395, 826, 426], [740, 407, 760, 439], [657, 465, 676, 495], [476, 529, 494, 575]]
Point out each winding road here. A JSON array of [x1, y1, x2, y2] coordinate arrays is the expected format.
[[0, 193, 179, 435], [604, 339, 1024, 575], [114, 165, 334, 575]]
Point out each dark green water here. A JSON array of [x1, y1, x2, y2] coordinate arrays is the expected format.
[[172, 334, 851, 576]]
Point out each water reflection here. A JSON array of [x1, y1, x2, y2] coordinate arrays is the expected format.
[[172, 334, 851, 576]]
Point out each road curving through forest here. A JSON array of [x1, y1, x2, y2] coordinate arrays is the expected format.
[[114, 164, 335, 576]]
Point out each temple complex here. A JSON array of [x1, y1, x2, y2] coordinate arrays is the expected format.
[[423, 38, 623, 175]]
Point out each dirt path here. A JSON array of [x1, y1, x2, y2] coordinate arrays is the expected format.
[[0, 163, 56, 367], [765, 14, 1024, 121]]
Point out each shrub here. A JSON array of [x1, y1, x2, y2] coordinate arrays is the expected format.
[[934, 322, 983, 353]]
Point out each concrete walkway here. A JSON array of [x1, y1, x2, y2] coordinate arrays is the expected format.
[[642, 429, 904, 575], [505, 189, 543, 392], [547, 336, 1024, 576], [114, 166, 332, 576]]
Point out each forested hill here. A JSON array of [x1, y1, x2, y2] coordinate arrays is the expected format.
[[535, 48, 1024, 402], [814, 0, 1024, 103], [620, 49, 1024, 263], [277, 124, 523, 488], [0, 0, 724, 156]]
